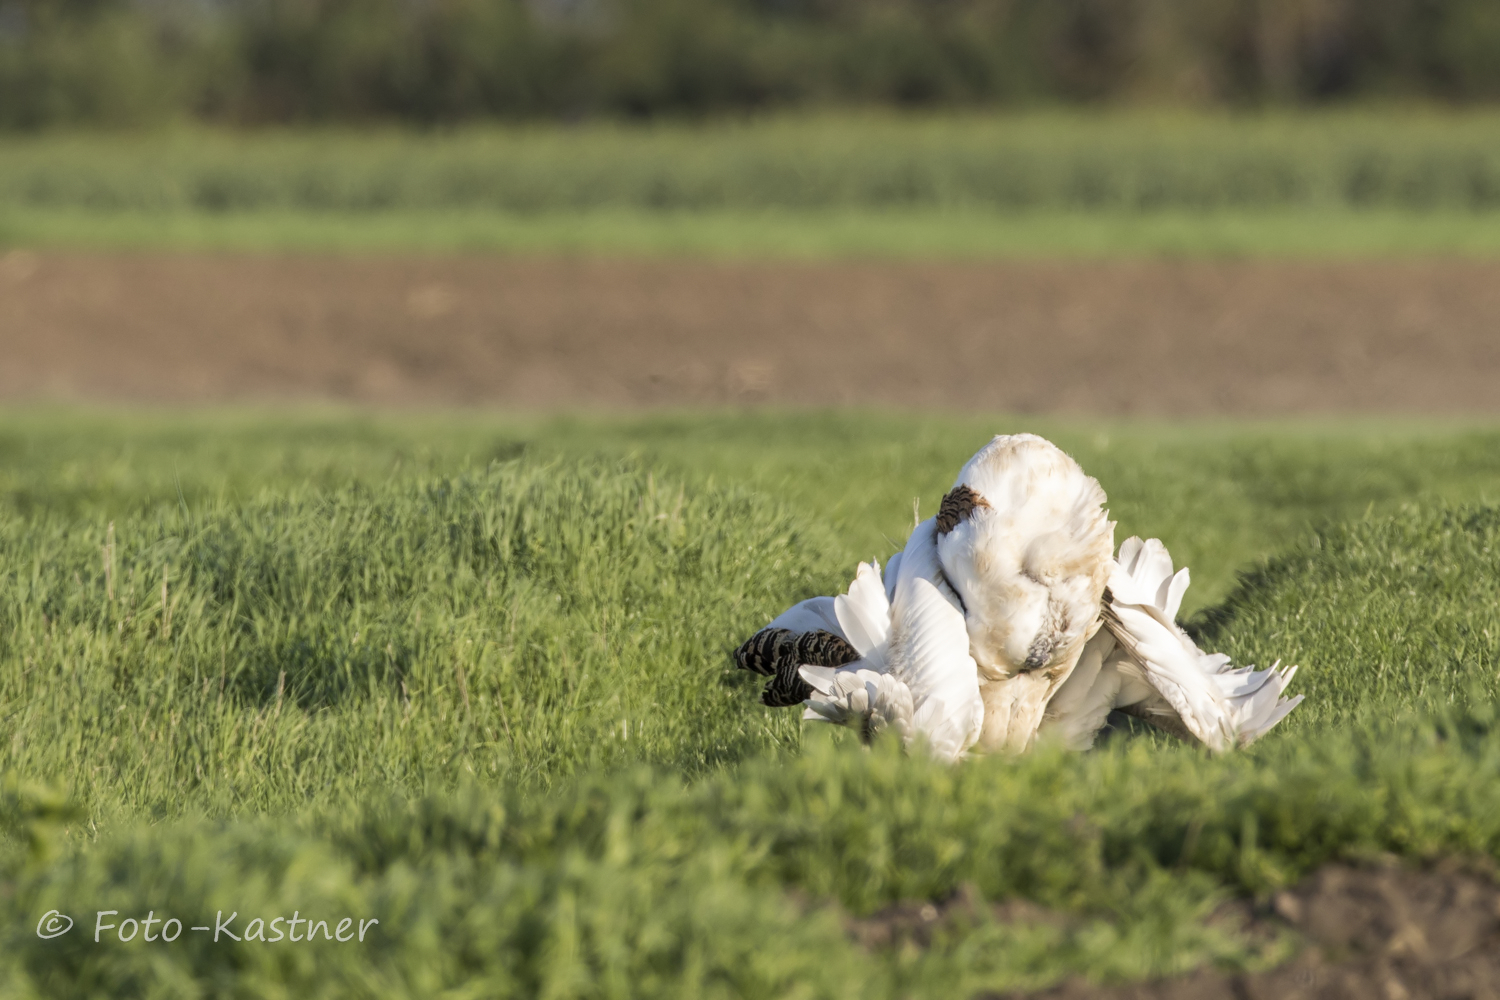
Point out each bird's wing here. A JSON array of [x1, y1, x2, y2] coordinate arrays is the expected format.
[[765, 596, 844, 637], [1037, 629, 1121, 751], [801, 520, 983, 763], [1103, 539, 1303, 751], [835, 560, 891, 658], [884, 519, 984, 760], [1104, 600, 1237, 751]]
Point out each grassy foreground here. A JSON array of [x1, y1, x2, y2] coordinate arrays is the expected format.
[[6, 112, 1500, 257], [3, 410, 1500, 997]]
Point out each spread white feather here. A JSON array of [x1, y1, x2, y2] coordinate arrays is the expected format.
[[834, 560, 893, 658], [799, 519, 984, 763], [1101, 537, 1304, 752], [764, 596, 844, 639]]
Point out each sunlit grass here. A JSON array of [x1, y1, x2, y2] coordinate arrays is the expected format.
[[3, 409, 1500, 996]]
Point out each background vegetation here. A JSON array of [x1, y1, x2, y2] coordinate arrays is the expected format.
[[3, 411, 1500, 995], [3, 0, 1500, 129], [12, 114, 1500, 213], [6, 112, 1500, 256]]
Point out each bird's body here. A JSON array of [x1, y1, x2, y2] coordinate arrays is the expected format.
[[935, 434, 1115, 753]]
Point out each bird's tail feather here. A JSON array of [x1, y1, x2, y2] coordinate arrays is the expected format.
[[799, 665, 914, 743], [1209, 661, 1304, 746]]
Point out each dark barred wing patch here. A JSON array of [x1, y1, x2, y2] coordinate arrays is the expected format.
[[936, 485, 991, 535], [733, 627, 790, 677], [762, 630, 861, 707], [734, 627, 860, 708]]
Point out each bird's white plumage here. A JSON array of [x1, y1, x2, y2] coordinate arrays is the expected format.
[[764, 596, 844, 639], [799, 520, 984, 762], [1035, 628, 1124, 751], [884, 519, 985, 759], [740, 434, 1309, 763], [936, 434, 1115, 753], [1102, 537, 1304, 752], [834, 560, 892, 658]]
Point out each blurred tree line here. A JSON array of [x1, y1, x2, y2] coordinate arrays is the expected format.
[[2, 0, 1499, 127]]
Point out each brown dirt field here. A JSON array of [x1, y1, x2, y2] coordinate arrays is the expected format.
[[3, 251, 1500, 413], [850, 864, 1500, 1000], [1009, 864, 1500, 1000]]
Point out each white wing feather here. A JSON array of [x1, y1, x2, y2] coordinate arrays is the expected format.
[[835, 560, 892, 657], [765, 596, 844, 638], [885, 520, 984, 760], [1037, 629, 1122, 751], [1105, 537, 1304, 751], [800, 519, 983, 762]]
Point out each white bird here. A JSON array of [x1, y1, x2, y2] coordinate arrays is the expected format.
[[934, 434, 1115, 754], [798, 518, 985, 763], [1040, 536, 1304, 752], [733, 434, 1306, 762]]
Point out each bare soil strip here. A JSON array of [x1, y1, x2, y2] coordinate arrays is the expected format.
[[853, 864, 1500, 1000], [4, 252, 1500, 414], [1004, 864, 1500, 1000]]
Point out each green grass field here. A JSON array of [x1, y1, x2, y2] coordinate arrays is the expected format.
[[4, 410, 1500, 997], [6, 111, 1500, 257]]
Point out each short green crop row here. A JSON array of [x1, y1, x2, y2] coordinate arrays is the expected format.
[[7, 114, 1500, 215]]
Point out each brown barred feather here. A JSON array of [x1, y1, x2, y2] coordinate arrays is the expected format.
[[735, 627, 860, 708], [793, 630, 859, 668], [936, 485, 991, 535], [733, 627, 791, 676], [760, 670, 812, 707]]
